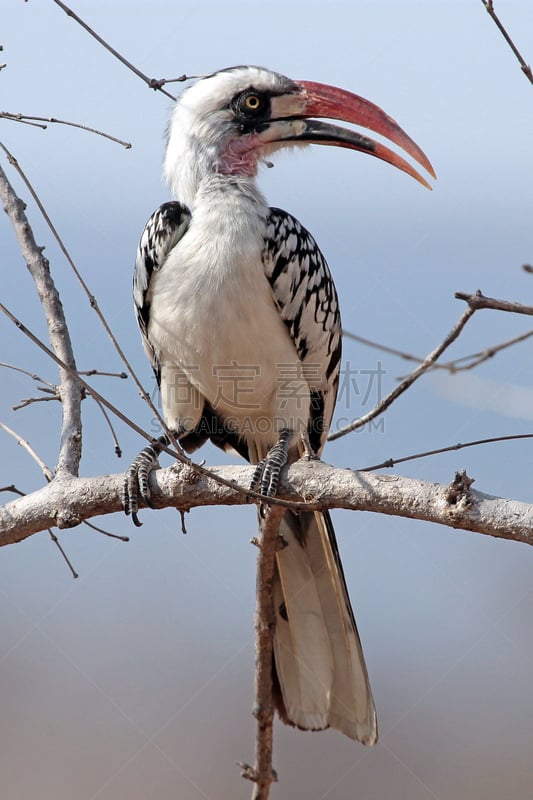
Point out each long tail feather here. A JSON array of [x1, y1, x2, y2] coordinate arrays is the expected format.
[[272, 509, 377, 745]]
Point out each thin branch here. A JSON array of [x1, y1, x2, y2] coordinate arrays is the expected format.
[[0, 361, 56, 390], [13, 393, 60, 411], [0, 361, 59, 409], [361, 432, 533, 472], [0, 154, 82, 477], [441, 329, 533, 372], [82, 519, 129, 542], [456, 289, 533, 316], [51, 0, 179, 100], [2, 116, 47, 130], [0, 485, 25, 496], [0, 421, 54, 482], [0, 112, 131, 148], [246, 506, 284, 799], [0, 482, 79, 576], [78, 369, 127, 379], [345, 327, 533, 376], [2, 460, 533, 548], [329, 305, 476, 441], [48, 529, 78, 578], [480, 0, 533, 85], [91, 394, 122, 457], [343, 329, 425, 365]]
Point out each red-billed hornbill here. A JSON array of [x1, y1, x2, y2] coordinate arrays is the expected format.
[[123, 66, 434, 744]]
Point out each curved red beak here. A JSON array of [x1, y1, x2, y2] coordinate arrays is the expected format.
[[266, 79, 436, 189]]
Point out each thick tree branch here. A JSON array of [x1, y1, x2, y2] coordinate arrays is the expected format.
[[0, 157, 82, 477], [1, 460, 532, 548]]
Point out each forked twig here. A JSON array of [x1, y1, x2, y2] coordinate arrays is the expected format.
[[51, 0, 189, 100], [329, 305, 476, 440], [0, 421, 54, 482], [456, 290, 533, 316], [1, 112, 131, 148], [345, 327, 533, 375]]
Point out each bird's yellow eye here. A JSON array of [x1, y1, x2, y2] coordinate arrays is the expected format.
[[231, 89, 269, 120], [244, 94, 261, 110]]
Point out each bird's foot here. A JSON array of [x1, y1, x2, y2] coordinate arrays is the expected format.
[[122, 435, 169, 526], [251, 429, 291, 498]]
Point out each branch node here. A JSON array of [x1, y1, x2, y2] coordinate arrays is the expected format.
[[238, 763, 259, 783], [173, 461, 201, 485], [446, 470, 475, 508], [55, 507, 82, 529], [238, 761, 278, 784]]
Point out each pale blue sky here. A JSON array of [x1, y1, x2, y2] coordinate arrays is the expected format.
[[2, 2, 533, 798]]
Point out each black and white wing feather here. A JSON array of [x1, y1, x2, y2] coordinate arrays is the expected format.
[[262, 207, 342, 454], [262, 209, 377, 743], [133, 201, 191, 384]]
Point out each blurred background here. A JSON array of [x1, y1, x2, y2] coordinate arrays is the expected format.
[[1, 1, 533, 798]]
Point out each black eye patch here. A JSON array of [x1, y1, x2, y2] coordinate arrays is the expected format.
[[230, 89, 271, 123]]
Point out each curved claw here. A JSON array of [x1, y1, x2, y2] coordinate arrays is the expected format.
[[122, 442, 162, 524], [251, 430, 291, 498]]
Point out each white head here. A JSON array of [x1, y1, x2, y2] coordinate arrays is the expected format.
[[164, 65, 435, 206]]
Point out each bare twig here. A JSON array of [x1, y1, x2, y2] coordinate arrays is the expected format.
[[433, 329, 533, 373], [345, 327, 533, 377], [0, 485, 25, 496], [329, 305, 476, 440], [343, 329, 425, 365], [480, 0, 533, 85], [0, 361, 59, 409], [0, 481, 79, 576], [51, 0, 180, 99], [0, 421, 53, 482], [456, 289, 533, 316], [361, 432, 533, 472], [78, 369, 127, 379], [0, 155, 82, 477], [0, 361, 55, 390], [2, 116, 47, 129], [1, 112, 131, 148], [82, 519, 129, 541], [48, 529, 78, 578], [13, 393, 60, 411], [247, 506, 285, 799], [91, 394, 122, 457]]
